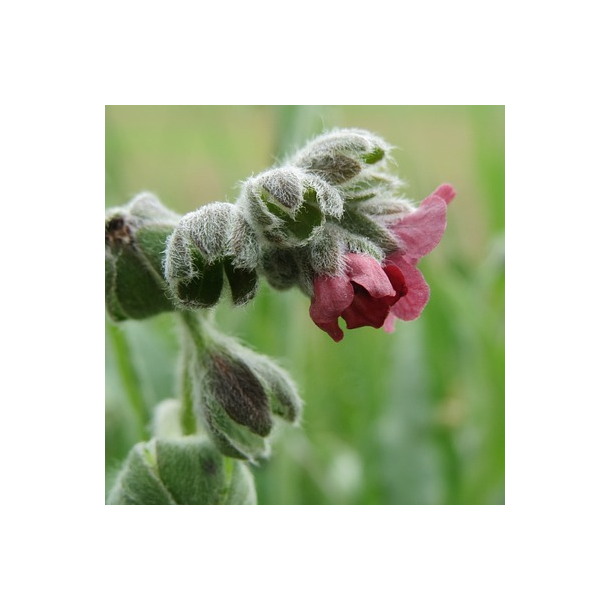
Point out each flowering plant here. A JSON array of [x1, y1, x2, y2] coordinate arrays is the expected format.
[[105, 128, 454, 504]]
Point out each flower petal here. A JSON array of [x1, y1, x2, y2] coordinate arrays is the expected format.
[[430, 183, 456, 205], [386, 254, 430, 321], [383, 263, 408, 300], [390, 193, 447, 260], [383, 312, 397, 333], [342, 285, 393, 330], [309, 274, 354, 342], [345, 252, 396, 298]]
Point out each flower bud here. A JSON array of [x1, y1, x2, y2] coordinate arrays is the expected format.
[[164, 203, 259, 309], [105, 193, 179, 321], [106, 437, 256, 505], [291, 128, 390, 185], [165, 222, 225, 309], [190, 349, 272, 462], [187, 322, 303, 462], [239, 167, 342, 246]]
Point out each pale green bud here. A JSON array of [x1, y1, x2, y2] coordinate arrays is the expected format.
[[106, 437, 256, 505], [239, 167, 342, 247], [290, 128, 391, 185], [105, 193, 180, 321]]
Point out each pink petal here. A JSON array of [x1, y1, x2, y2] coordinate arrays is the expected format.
[[383, 312, 397, 333], [383, 263, 408, 300], [390, 194, 447, 260], [309, 274, 354, 342], [386, 254, 430, 321], [341, 261, 406, 331], [430, 183, 456, 205], [345, 253, 396, 298], [342, 285, 393, 330]]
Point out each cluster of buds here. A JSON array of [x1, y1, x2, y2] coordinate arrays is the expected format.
[[105, 129, 455, 476], [163, 128, 455, 341], [105, 195, 302, 466]]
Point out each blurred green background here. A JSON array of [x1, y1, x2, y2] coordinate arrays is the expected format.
[[105, 105, 505, 505]]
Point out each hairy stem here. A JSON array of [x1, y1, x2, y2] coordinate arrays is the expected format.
[[178, 310, 208, 352], [176, 310, 210, 435], [179, 340, 197, 435]]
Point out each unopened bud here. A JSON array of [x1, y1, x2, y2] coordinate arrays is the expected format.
[[106, 437, 256, 505], [240, 167, 336, 246], [291, 128, 390, 185], [165, 203, 259, 309], [191, 348, 271, 462], [105, 193, 179, 321], [165, 229, 224, 308], [187, 323, 303, 462], [257, 167, 305, 214]]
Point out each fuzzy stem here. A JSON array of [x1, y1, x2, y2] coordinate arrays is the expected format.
[[176, 310, 210, 435], [179, 340, 197, 436], [178, 310, 208, 352]]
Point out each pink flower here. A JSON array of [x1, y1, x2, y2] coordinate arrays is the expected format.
[[309, 184, 455, 341], [309, 253, 407, 342]]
